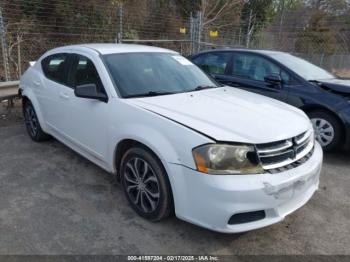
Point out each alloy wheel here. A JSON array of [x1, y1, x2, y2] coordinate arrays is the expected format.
[[124, 157, 160, 213], [311, 118, 335, 147], [24, 105, 38, 138]]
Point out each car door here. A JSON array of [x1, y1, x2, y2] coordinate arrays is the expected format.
[[226, 52, 289, 102], [40, 53, 70, 130], [191, 52, 233, 82], [57, 53, 110, 160]]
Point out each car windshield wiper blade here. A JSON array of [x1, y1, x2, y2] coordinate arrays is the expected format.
[[124, 91, 176, 98], [193, 85, 218, 91], [125, 86, 218, 98], [308, 80, 323, 86]]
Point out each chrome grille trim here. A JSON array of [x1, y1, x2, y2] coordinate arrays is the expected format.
[[256, 130, 314, 171], [295, 129, 312, 145], [266, 148, 314, 174], [257, 140, 293, 154]]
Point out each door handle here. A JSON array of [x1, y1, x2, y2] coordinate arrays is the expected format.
[[33, 80, 40, 86], [59, 92, 69, 99]]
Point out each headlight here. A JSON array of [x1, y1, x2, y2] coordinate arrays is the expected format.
[[192, 144, 263, 175]]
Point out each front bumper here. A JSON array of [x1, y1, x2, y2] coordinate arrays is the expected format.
[[168, 142, 323, 233], [339, 106, 350, 149]]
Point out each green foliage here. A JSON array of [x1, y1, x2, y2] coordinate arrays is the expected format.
[[19, 0, 44, 17], [124, 29, 139, 40], [242, 0, 276, 26]]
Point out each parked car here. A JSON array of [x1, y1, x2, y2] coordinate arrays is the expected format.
[[189, 49, 350, 152], [19, 44, 322, 233]]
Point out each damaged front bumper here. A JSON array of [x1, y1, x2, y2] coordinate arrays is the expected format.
[[168, 142, 323, 233]]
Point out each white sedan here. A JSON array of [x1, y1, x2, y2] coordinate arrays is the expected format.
[[19, 44, 323, 233]]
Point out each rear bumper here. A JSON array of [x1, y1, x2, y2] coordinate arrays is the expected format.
[[168, 142, 323, 233]]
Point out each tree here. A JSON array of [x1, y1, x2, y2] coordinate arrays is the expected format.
[[200, 0, 242, 29], [176, 0, 242, 28]]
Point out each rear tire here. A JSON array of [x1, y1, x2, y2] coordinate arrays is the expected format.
[[307, 110, 342, 152], [120, 147, 173, 221], [23, 100, 50, 142]]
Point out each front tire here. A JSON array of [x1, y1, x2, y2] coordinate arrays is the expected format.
[[308, 110, 342, 152], [120, 147, 173, 221], [23, 100, 50, 142]]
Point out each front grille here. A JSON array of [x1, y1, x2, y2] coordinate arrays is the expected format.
[[256, 130, 314, 172], [265, 147, 314, 174]]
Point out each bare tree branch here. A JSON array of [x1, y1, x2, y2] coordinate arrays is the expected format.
[[203, 2, 229, 26], [204, 0, 222, 19], [200, 0, 243, 28]]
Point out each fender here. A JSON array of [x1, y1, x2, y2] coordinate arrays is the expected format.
[[108, 123, 182, 174], [21, 88, 49, 133], [108, 122, 205, 216], [105, 99, 214, 174]]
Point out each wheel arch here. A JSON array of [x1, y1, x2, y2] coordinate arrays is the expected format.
[[113, 137, 176, 181], [21, 91, 47, 132], [301, 104, 346, 141], [113, 138, 175, 213], [22, 95, 29, 105], [114, 139, 142, 178]]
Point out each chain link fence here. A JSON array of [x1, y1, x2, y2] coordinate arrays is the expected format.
[[1, 0, 350, 81]]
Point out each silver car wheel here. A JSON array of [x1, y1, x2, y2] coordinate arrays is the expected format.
[[124, 157, 160, 213], [311, 118, 335, 147]]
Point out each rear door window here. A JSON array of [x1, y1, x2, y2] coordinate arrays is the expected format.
[[41, 53, 69, 85]]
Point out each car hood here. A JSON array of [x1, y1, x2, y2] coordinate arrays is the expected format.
[[128, 87, 311, 144], [316, 78, 350, 95]]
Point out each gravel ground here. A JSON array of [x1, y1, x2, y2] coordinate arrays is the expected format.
[[0, 99, 23, 128], [0, 103, 349, 255]]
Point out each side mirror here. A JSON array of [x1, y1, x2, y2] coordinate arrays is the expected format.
[[74, 84, 108, 103], [264, 74, 282, 87]]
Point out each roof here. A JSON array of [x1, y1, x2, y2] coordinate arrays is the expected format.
[[54, 43, 178, 55], [192, 48, 287, 56]]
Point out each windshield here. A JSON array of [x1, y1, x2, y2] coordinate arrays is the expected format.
[[270, 53, 335, 81], [104, 52, 218, 98]]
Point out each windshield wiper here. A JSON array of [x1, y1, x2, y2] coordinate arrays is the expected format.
[[124, 91, 176, 98], [125, 85, 218, 98], [308, 80, 323, 86], [193, 85, 218, 91]]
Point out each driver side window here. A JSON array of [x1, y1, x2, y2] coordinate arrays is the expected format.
[[69, 54, 106, 94], [232, 53, 290, 83]]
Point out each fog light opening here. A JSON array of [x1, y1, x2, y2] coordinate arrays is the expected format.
[[228, 210, 266, 225]]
